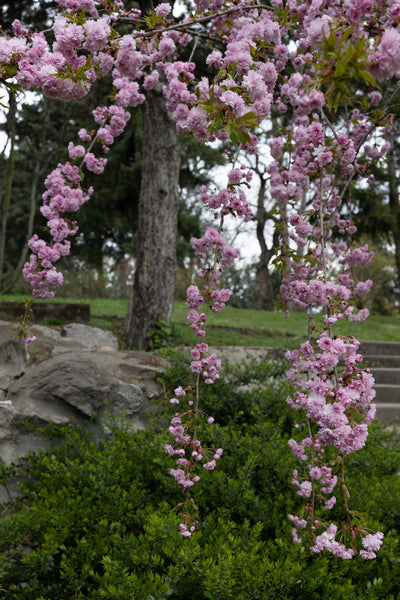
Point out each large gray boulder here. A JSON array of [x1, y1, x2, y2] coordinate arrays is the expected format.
[[0, 322, 54, 390], [32, 322, 119, 350], [7, 350, 164, 425], [0, 320, 167, 470]]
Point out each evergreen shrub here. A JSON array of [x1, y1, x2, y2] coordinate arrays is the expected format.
[[0, 351, 399, 599]]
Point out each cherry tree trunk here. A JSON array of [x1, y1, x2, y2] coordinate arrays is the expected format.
[[124, 85, 180, 349]]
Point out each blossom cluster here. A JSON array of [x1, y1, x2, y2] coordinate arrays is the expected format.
[[303, 524, 384, 560], [286, 331, 377, 545], [198, 165, 254, 222]]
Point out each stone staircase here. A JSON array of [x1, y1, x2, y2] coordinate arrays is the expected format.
[[360, 341, 400, 423]]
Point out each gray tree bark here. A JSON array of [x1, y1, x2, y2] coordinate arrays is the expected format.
[[123, 84, 180, 349]]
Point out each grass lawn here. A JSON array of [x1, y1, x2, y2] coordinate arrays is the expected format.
[[1, 294, 400, 347]]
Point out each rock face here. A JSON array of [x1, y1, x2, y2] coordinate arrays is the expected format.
[[0, 320, 168, 474]]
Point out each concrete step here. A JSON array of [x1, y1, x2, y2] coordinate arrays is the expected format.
[[371, 368, 400, 385], [375, 403, 400, 423], [373, 384, 400, 403], [360, 341, 400, 356], [321, 341, 400, 421], [359, 342, 400, 421], [362, 355, 400, 368]]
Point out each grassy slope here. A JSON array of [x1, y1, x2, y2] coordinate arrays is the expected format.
[[2, 294, 400, 347]]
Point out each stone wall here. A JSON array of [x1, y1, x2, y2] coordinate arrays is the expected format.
[[0, 301, 91, 324]]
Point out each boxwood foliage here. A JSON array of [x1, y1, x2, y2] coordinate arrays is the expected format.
[[0, 350, 400, 599]]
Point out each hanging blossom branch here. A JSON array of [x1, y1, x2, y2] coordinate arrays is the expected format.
[[165, 224, 240, 536], [22, 104, 132, 299], [3, 0, 289, 313], [2, 0, 399, 556], [268, 2, 396, 557], [166, 158, 253, 536], [15, 102, 132, 342]]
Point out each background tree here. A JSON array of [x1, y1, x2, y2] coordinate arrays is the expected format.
[[0, 90, 17, 290], [350, 132, 400, 309], [252, 149, 281, 310]]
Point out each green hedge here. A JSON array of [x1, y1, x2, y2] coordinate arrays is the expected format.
[[1, 351, 400, 599]]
